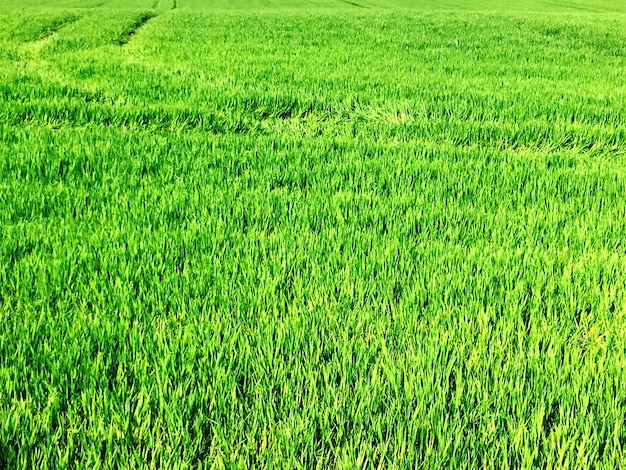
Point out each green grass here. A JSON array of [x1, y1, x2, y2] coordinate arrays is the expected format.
[[1, 0, 626, 468]]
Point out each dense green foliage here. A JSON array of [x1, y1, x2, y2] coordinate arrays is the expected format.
[[1, 0, 625, 468]]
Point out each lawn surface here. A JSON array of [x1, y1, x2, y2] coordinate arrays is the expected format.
[[1, 0, 626, 468]]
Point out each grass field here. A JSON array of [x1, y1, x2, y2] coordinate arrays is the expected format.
[[1, 0, 626, 468]]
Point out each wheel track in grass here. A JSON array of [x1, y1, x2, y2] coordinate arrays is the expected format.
[[118, 12, 158, 46], [153, 0, 177, 9], [120, 1, 176, 46], [19, 14, 81, 57], [13, 9, 168, 104], [10, 7, 178, 109], [16, 15, 82, 86], [336, 0, 367, 8], [26, 14, 81, 44]]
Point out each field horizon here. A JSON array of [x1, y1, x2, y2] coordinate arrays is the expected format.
[[3, 0, 626, 11], [1, 0, 625, 468]]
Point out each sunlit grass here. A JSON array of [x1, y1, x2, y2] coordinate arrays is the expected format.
[[1, 1, 626, 468]]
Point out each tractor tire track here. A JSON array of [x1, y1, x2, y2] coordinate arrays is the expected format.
[[336, 0, 366, 8], [118, 12, 157, 46], [26, 14, 81, 45], [121, 0, 177, 46]]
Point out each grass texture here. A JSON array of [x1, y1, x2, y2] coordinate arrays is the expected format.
[[1, 0, 626, 468]]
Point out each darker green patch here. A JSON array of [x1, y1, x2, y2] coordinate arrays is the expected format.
[[117, 12, 157, 46], [11, 14, 80, 43]]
